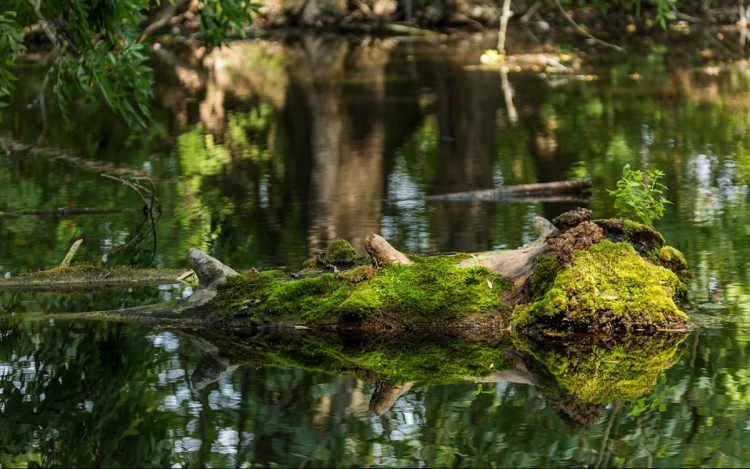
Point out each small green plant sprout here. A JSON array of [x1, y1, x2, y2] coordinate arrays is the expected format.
[[608, 163, 672, 226]]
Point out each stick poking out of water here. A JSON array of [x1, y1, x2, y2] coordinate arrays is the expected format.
[[59, 239, 83, 268]]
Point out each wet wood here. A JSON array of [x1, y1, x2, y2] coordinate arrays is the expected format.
[[0, 208, 142, 216], [386, 179, 592, 202], [59, 239, 83, 268]]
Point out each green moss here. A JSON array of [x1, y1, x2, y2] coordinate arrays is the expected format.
[[301, 239, 369, 271], [326, 239, 360, 264], [527, 255, 562, 300], [208, 254, 514, 326], [594, 219, 666, 261], [658, 245, 694, 285], [517, 240, 689, 330], [624, 220, 666, 247], [517, 333, 687, 404]]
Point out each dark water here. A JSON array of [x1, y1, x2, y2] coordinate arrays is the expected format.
[[1, 35, 750, 466]]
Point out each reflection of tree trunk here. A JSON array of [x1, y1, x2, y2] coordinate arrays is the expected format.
[[512, 76, 581, 218], [334, 42, 389, 253], [200, 80, 226, 133], [430, 53, 501, 253], [292, 37, 347, 255], [285, 36, 393, 255]]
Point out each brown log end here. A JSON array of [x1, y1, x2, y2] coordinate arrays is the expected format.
[[364, 234, 412, 268]]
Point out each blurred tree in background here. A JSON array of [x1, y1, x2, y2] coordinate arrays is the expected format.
[[0, 1, 258, 129]]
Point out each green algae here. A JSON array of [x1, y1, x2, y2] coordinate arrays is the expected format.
[[517, 333, 688, 405], [208, 254, 514, 327], [516, 240, 689, 330]]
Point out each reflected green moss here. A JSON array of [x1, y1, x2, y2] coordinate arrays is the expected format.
[[195, 330, 515, 385], [517, 333, 688, 405]]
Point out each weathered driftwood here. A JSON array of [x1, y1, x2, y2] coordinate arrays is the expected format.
[[59, 239, 83, 268], [457, 216, 558, 284]]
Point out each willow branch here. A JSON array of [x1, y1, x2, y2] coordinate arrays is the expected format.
[[552, 0, 625, 53]]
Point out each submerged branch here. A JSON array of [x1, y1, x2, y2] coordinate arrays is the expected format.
[[0, 208, 142, 216]]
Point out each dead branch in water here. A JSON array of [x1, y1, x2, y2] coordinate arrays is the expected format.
[[385, 179, 593, 202], [100, 174, 163, 267], [552, 0, 626, 53], [0, 208, 142, 216]]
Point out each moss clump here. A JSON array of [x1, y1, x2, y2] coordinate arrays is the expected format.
[[659, 245, 694, 285], [517, 333, 687, 405], [593, 219, 665, 260], [326, 239, 362, 264], [301, 239, 369, 271], [526, 255, 562, 300], [516, 240, 689, 331], [624, 220, 666, 247], [208, 254, 514, 326]]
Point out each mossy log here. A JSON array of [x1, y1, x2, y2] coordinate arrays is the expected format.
[[0, 265, 185, 292], [2, 210, 694, 332]]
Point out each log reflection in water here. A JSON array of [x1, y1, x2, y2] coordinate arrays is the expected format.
[[179, 328, 688, 425]]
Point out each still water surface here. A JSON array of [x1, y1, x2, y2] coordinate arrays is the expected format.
[[1, 36, 750, 466]]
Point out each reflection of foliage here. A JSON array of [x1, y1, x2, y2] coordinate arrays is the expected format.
[[0, 320, 173, 466], [625, 373, 673, 416], [0, 1, 258, 127]]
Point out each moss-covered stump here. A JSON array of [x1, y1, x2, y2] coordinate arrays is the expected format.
[[516, 241, 689, 330], [515, 216, 692, 332], [0, 264, 185, 292], [207, 254, 514, 328]]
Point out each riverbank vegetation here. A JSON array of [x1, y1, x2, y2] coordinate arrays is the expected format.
[[4, 0, 750, 129]]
